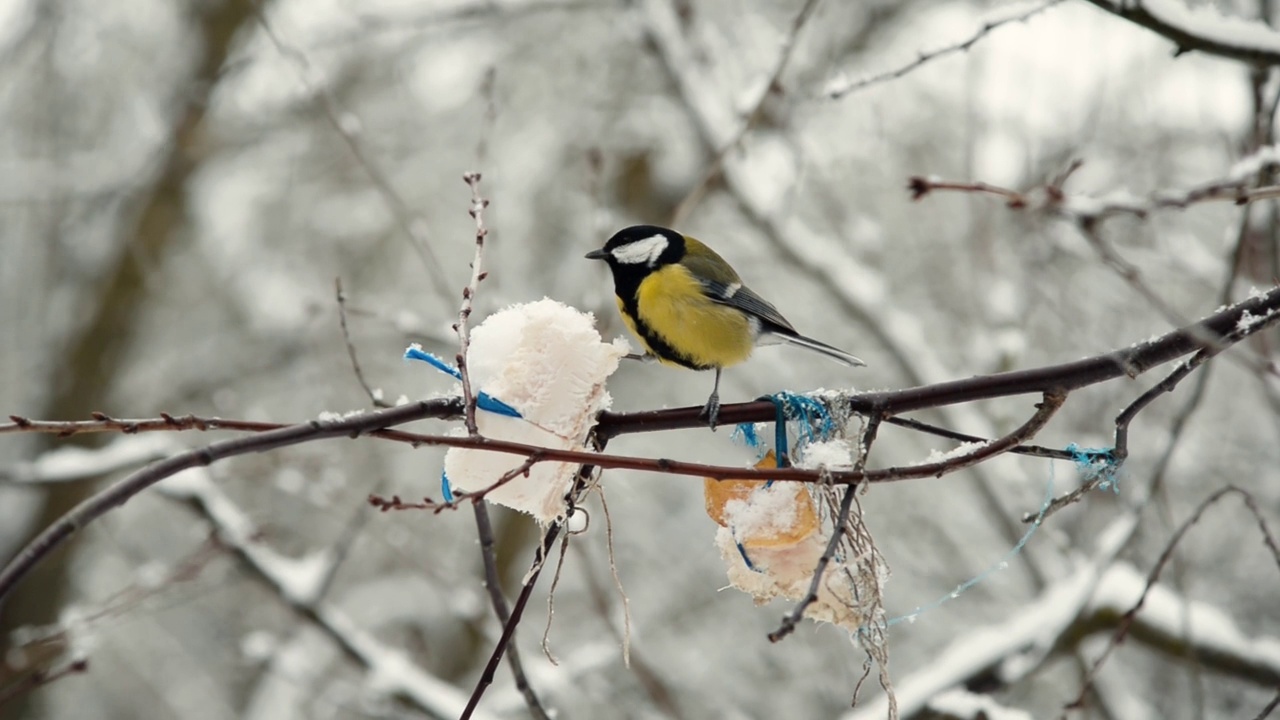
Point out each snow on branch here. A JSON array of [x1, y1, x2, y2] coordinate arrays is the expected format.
[[1083, 0, 1280, 65], [157, 469, 498, 720], [843, 561, 1280, 720], [0, 435, 173, 484], [823, 0, 1065, 100]]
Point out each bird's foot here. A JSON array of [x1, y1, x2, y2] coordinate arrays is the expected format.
[[623, 352, 657, 363], [699, 391, 721, 431]]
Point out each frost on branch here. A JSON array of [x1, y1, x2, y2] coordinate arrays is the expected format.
[[441, 298, 629, 522]]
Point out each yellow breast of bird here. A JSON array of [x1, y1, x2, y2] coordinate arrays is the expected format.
[[622, 264, 756, 370]]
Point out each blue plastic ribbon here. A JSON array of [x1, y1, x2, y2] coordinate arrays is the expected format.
[[403, 346, 522, 418]]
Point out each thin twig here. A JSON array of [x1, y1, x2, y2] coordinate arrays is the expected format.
[[460, 519, 562, 720], [456, 172, 491, 436], [0, 659, 89, 709], [1030, 348, 1215, 522], [884, 415, 1072, 460], [460, 443, 603, 719], [250, 4, 454, 311], [0, 412, 291, 437], [473, 503, 551, 720], [824, 0, 1065, 99], [1114, 350, 1219, 462], [1253, 689, 1280, 720], [769, 412, 882, 642], [671, 0, 823, 225], [335, 278, 390, 408], [1067, 485, 1280, 710], [368, 453, 542, 514]]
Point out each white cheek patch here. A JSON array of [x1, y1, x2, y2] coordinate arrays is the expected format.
[[611, 234, 668, 266]]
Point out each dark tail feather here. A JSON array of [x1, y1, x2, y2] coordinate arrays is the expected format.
[[776, 332, 866, 367]]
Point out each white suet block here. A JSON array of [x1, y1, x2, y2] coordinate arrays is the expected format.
[[444, 298, 630, 522]]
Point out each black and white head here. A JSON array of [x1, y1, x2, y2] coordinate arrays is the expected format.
[[584, 225, 685, 270]]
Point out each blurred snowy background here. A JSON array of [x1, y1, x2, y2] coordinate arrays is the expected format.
[[2, 0, 1279, 718]]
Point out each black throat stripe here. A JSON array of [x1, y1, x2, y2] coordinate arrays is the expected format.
[[615, 290, 709, 371]]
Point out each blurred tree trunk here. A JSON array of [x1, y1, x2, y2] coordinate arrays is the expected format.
[[0, 2, 253, 717]]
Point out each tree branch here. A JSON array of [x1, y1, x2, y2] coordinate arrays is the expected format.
[[472, 504, 551, 720], [3, 288, 1277, 608], [1082, 0, 1280, 66]]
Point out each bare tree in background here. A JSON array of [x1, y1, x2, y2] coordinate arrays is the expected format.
[[2, 1, 1280, 719]]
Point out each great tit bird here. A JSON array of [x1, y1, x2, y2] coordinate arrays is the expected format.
[[586, 225, 865, 428]]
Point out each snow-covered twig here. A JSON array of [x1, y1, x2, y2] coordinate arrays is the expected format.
[[910, 165, 1280, 370], [843, 555, 1280, 720], [0, 435, 173, 484], [1082, 0, 1280, 65], [158, 470, 498, 720], [456, 172, 491, 436], [823, 0, 1065, 99]]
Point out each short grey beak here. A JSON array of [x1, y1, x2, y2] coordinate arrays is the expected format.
[[584, 249, 608, 260]]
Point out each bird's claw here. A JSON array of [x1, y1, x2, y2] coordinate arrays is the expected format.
[[700, 392, 721, 431]]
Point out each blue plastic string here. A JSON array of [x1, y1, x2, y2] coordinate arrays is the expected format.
[[776, 392, 839, 445], [1065, 442, 1121, 493], [440, 471, 455, 503], [731, 422, 761, 450], [874, 461, 1056, 631], [403, 346, 522, 418], [732, 392, 842, 572]]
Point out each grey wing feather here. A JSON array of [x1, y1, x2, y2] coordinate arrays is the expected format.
[[698, 279, 797, 333]]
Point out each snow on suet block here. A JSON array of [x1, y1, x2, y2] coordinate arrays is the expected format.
[[704, 451, 819, 548], [706, 450, 867, 630], [442, 298, 630, 522]]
